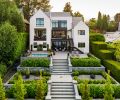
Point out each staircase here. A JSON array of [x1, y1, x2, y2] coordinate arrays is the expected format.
[[52, 59, 71, 75], [50, 59, 76, 100], [46, 52, 81, 100]]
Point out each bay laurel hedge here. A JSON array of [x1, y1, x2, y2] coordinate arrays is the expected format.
[[21, 58, 50, 67], [71, 57, 101, 67], [78, 84, 120, 98], [103, 60, 120, 82]]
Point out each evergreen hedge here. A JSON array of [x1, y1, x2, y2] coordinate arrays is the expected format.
[[21, 58, 50, 67], [103, 60, 120, 82], [71, 57, 101, 67]]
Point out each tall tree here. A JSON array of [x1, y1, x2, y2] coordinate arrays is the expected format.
[[63, 2, 73, 16], [102, 14, 108, 32], [0, 76, 6, 100], [14, 74, 26, 100], [74, 11, 84, 21], [97, 11, 102, 31], [88, 18, 97, 30]]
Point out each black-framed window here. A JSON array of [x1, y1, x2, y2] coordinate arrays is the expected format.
[[52, 20, 58, 28], [78, 30, 85, 35], [52, 20, 67, 28], [43, 42, 47, 48], [78, 43, 85, 48], [36, 18, 44, 27], [34, 42, 37, 48]]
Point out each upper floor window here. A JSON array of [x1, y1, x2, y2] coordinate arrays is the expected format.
[[78, 30, 85, 35], [52, 20, 67, 28], [36, 18, 44, 27], [78, 42, 85, 48]]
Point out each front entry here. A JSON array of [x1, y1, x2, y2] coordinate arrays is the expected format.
[[52, 41, 67, 51]]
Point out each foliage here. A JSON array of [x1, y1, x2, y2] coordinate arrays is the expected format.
[[63, 2, 73, 16], [0, 76, 6, 100], [103, 60, 120, 82], [74, 11, 84, 21], [36, 75, 46, 100], [97, 11, 102, 31], [14, 75, 26, 100], [21, 58, 50, 67], [90, 33, 105, 43], [80, 81, 92, 100], [88, 18, 97, 30], [0, 22, 18, 65], [0, 64, 7, 78], [0, 0, 25, 32], [71, 57, 101, 67], [104, 70, 114, 100], [107, 21, 117, 32]]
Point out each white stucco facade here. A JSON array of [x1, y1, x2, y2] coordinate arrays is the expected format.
[[30, 9, 89, 53]]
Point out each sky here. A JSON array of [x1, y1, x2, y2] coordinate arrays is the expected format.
[[50, 0, 120, 21]]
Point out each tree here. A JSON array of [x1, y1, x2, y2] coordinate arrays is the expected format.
[[63, 2, 73, 16], [88, 18, 97, 30], [97, 11, 102, 31], [102, 15, 108, 32], [107, 21, 117, 32], [114, 13, 120, 23], [36, 72, 46, 100], [74, 11, 84, 21], [14, 74, 26, 100], [104, 70, 114, 100], [0, 76, 6, 100], [0, 22, 18, 65], [0, 0, 25, 32], [80, 81, 92, 100]]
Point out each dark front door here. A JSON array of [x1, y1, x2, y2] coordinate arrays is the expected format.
[[52, 41, 67, 51]]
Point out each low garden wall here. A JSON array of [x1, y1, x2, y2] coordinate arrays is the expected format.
[[72, 65, 105, 71]]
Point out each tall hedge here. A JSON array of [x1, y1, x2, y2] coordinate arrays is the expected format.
[[103, 60, 120, 82]]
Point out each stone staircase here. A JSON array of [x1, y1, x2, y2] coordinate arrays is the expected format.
[[46, 55, 81, 100], [52, 59, 71, 75]]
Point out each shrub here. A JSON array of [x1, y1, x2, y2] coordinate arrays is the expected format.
[[103, 60, 120, 82], [37, 45, 43, 51], [98, 50, 113, 60], [90, 33, 105, 43], [0, 64, 7, 77], [71, 57, 101, 67], [21, 58, 50, 67]]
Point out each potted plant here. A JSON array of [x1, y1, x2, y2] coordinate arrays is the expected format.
[[25, 68, 30, 79], [90, 74, 95, 79]]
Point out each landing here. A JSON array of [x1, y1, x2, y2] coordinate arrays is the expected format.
[[53, 51, 69, 59]]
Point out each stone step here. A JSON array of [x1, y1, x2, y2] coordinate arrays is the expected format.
[[51, 73, 71, 75], [52, 85, 73, 89], [53, 66, 68, 69], [52, 82, 73, 86], [52, 98, 75, 100], [52, 71, 69, 73], [53, 59, 68, 63], [53, 69, 69, 71], [51, 91, 75, 95], [51, 95, 75, 98], [52, 88, 74, 92], [53, 63, 68, 66]]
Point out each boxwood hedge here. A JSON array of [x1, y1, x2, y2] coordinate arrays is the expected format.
[[21, 58, 50, 67], [71, 57, 101, 67]]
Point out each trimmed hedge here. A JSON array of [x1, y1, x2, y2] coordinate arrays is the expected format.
[[78, 84, 120, 98], [71, 57, 101, 67], [21, 58, 50, 67], [90, 33, 105, 42], [98, 50, 113, 60], [103, 60, 120, 82], [0, 63, 7, 77]]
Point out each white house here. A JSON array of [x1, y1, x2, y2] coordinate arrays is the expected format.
[[30, 9, 89, 53]]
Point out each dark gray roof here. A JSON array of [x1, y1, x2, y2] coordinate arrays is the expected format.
[[72, 17, 82, 28], [45, 12, 71, 17]]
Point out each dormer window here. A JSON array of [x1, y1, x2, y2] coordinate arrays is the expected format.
[[36, 18, 44, 27]]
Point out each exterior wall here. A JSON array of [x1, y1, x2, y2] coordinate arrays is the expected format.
[[72, 21, 89, 53], [30, 10, 51, 50], [51, 17, 72, 30]]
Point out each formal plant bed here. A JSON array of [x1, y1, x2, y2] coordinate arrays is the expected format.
[[78, 84, 120, 98], [7, 70, 50, 84], [72, 70, 118, 84], [21, 58, 50, 67], [71, 57, 101, 67]]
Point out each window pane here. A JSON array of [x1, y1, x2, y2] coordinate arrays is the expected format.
[[36, 18, 44, 27], [78, 43, 85, 48], [78, 30, 85, 35]]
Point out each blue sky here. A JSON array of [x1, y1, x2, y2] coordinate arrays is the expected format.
[[50, 0, 120, 20]]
